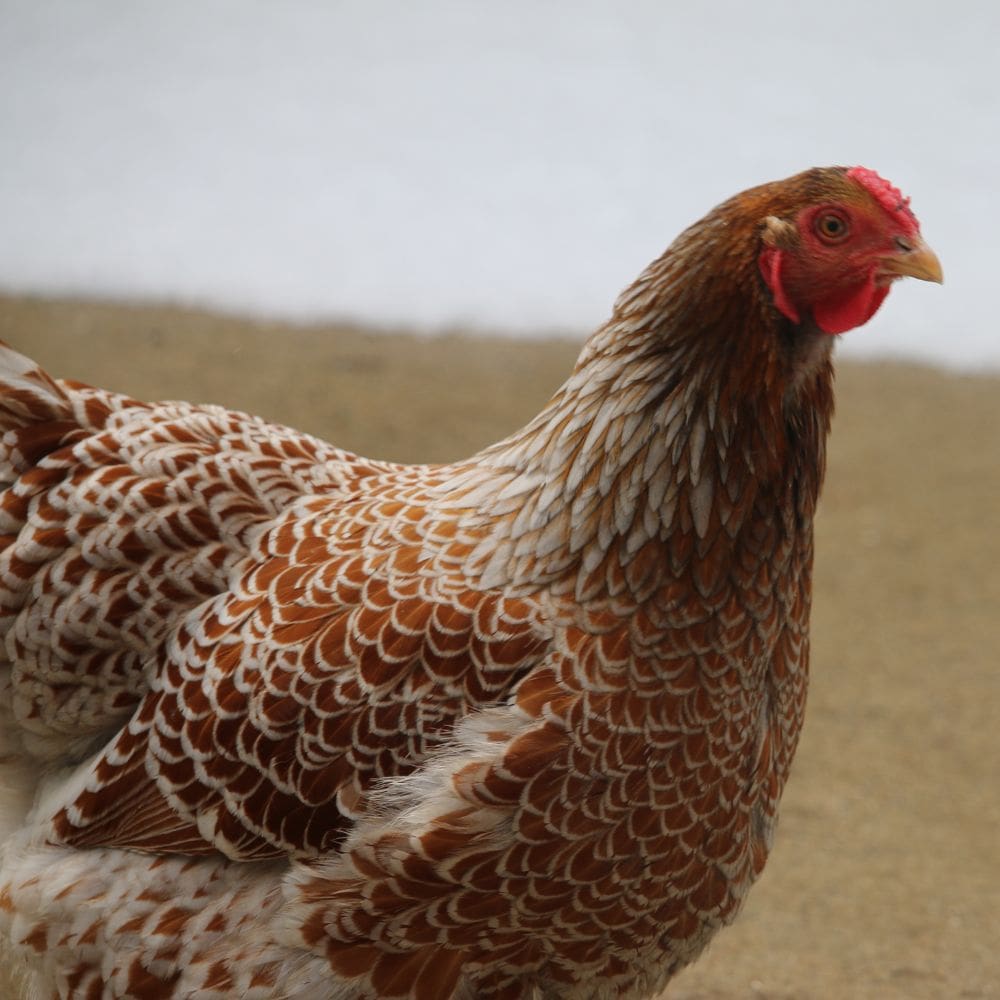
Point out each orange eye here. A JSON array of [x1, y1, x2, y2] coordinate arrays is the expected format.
[[815, 211, 850, 243]]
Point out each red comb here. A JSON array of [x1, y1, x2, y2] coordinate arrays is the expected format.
[[846, 167, 919, 233]]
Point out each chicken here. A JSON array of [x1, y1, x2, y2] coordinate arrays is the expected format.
[[0, 166, 941, 1000]]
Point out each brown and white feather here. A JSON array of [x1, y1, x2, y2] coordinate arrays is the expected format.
[[0, 166, 931, 999]]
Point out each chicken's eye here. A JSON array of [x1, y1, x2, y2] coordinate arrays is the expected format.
[[815, 211, 850, 243]]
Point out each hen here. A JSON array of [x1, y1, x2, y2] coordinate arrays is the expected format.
[[0, 167, 940, 1000]]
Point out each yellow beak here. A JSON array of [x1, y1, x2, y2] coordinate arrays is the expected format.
[[880, 237, 944, 284]]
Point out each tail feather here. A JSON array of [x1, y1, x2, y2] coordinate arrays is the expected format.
[[0, 344, 81, 494], [0, 343, 348, 765], [0, 343, 70, 426]]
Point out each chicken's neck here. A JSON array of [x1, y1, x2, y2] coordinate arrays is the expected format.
[[449, 242, 836, 609]]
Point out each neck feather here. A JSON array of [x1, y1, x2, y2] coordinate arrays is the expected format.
[[444, 216, 836, 605]]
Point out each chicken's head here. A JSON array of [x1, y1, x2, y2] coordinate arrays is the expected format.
[[757, 166, 942, 335]]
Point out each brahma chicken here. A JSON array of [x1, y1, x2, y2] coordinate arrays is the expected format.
[[0, 166, 941, 999]]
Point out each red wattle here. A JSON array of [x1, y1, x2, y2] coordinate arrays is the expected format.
[[811, 269, 890, 335]]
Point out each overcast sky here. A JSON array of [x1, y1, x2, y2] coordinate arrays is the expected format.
[[1, 1, 995, 368]]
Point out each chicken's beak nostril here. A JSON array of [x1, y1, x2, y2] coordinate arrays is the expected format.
[[881, 237, 943, 283]]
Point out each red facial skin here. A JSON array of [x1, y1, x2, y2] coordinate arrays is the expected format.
[[758, 168, 922, 335]]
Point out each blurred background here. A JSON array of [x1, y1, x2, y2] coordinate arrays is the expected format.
[[1, 4, 998, 999], [1, 0, 997, 368]]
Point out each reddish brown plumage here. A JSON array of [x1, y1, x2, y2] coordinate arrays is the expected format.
[[0, 166, 939, 999]]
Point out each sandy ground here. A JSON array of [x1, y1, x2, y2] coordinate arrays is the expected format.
[[0, 295, 997, 1000]]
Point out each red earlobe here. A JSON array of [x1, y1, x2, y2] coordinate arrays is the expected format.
[[758, 248, 800, 324]]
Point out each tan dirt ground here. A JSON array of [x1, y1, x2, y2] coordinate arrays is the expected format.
[[0, 295, 997, 1000]]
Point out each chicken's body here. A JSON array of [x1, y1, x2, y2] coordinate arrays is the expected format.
[[0, 168, 939, 999]]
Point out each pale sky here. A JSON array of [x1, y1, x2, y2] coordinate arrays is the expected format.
[[1, 1, 994, 368]]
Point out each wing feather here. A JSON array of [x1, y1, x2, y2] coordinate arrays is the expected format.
[[0, 346, 553, 860], [52, 494, 551, 858]]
